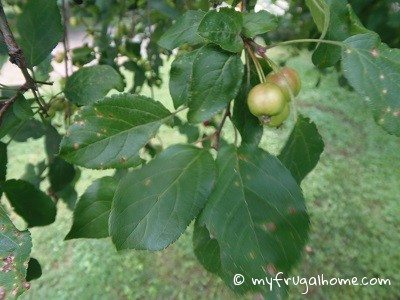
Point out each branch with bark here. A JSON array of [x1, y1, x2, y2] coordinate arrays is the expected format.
[[0, 0, 46, 124]]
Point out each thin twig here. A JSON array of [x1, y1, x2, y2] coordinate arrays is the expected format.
[[214, 103, 231, 150], [0, 84, 29, 124], [61, 0, 70, 78], [62, 0, 73, 125]]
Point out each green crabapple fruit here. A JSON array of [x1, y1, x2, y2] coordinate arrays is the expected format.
[[266, 67, 301, 101], [247, 82, 287, 117]]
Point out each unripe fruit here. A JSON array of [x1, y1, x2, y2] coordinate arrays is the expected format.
[[247, 82, 286, 117], [266, 67, 301, 100], [266, 103, 290, 127], [70, 17, 78, 27], [54, 52, 64, 64]]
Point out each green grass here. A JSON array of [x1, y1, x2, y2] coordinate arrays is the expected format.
[[4, 50, 400, 299]]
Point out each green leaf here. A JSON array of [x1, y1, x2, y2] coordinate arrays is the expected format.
[[242, 11, 277, 38], [17, 0, 63, 67], [0, 142, 6, 183], [0, 96, 33, 140], [11, 119, 46, 142], [347, 4, 372, 35], [178, 123, 200, 143], [342, 33, 400, 136], [232, 79, 263, 146], [65, 176, 117, 240], [188, 45, 244, 123], [48, 157, 76, 192], [169, 50, 198, 109], [44, 124, 62, 162], [124, 61, 146, 93], [305, 0, 330, 39], [158, 10, 205, 50], [109, 144, 216, 251], [198, 8, 243, 53], [0, 206, 32, 298], [193, 219, 222, 275], [200, 145, 309, 294], [65, 65, 124, 106], [3, 180, 56, 227], [71, 44, 96, 66], [311, 0, 349, 67], [33, 55, 53, 82], [60, 94, 172, 169], [26, 258, 42, 281], [149, 0, 179, 19], [278, 115, 324, 183]]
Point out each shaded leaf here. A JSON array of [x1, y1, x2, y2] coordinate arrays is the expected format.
[[198, 8, 243, 53], [11, 119, 46, 142], [65, 65, 124, 106], [0, 96, 33, 140], [178, 123, 200, 143], [124, 61, 146, 93], [188, 45, 243, 123], [17, 0, 63, 67], [158, 10, 205, 50], [66, 176, 117, 239], [3, 180, 56, 227], [60, 94, 172, 169], [0, 206, 32, 298], [193, 219, 222, 275], [242, 11, 277, 38], [149, 0, 179, 19], [71, 45, 96, 66], [169, 50, 198, 109], [109, 145, 215, 250], [200, 145, 309, 295], [311, 0, 349, 68], [33, 55, 53, 82], [278, 115, 324, 183], [44, 124, 62, 162], [26, 258, 42, 281], [48, 157, 76, 192], [342, 33, 400, 136], [305, 0, 330, 39]]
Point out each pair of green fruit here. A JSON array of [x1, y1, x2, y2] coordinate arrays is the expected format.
[[247, 67, 301, 127]]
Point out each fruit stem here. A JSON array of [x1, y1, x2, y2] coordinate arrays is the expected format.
[[245, 44, 266, 83]]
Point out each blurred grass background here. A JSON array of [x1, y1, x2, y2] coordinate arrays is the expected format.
[[4, 49, 399, 299]]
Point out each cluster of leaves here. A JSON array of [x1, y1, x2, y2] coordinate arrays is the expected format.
[[0, 0, 399, 298]]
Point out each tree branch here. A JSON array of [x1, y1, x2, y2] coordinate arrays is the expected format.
[[0, 2, 35, 88], [0, 1, 47, 120]]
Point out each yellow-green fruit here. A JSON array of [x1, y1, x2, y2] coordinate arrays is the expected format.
[[247, 82, 286, 117], [69, 17, 78, 27], [54, 52, 64, 64], [51, 98, 65, 111], [266, 67, 301, 100], [267, 104, 290, 127]]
